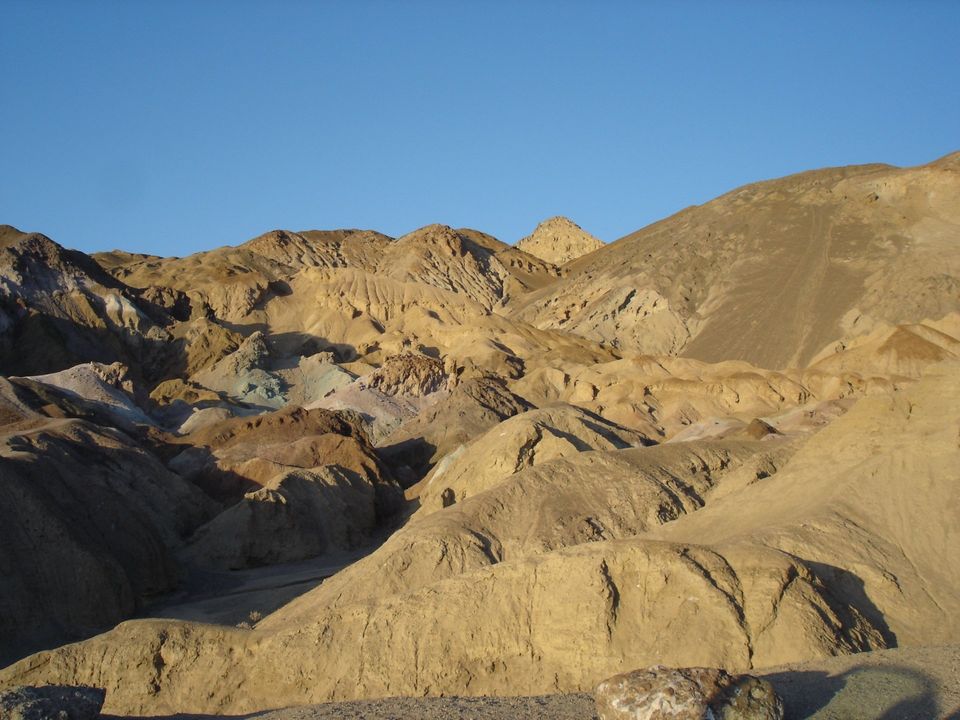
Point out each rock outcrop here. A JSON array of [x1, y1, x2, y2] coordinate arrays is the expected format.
[[409, 403, 652, 514], [0, 538, 881, 714], [182, 465, 386, 569], [515, 216, 604, 266], [595, 666, 783, 720], [271, 441, 789, 615], [0, 227, 173, 379], [168, 405, 402, 569], [6, 361, 957, 713], [0, 417, 210, 663], [378, 375, 534, 476], [1, 152, 960, 717]]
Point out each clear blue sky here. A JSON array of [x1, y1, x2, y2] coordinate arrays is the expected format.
[[2, 1, 958, 257]]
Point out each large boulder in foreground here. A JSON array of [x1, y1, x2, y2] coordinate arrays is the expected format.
[[595, 666, 783, 720]]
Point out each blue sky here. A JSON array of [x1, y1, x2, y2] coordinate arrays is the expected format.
[[1, 1, 958, 257]]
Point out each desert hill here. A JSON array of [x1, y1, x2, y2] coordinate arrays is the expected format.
[[4, 361, 957, 714], [0, 226, 176, 379], [0, 382, 212, 665], [0, 152, 959, 716], [94, 224, 558, 321], [511, 153, 960, 369]]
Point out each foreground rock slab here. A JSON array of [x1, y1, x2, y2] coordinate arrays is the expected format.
[[595, 666, 783, 720], [0, 685, 105, 720]]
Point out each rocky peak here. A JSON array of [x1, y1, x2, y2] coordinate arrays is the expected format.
[[515, 216, 604, 265], [0, 229, 124, 296]]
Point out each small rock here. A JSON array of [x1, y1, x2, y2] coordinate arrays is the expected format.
[[0, 685, 105, 720], [595, 666, 783, 720], [744, 418, 780, 440]]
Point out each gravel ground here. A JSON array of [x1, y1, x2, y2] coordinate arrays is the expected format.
[[258, 694, 596, 720], [759, 644, 960, 719], [108, 645, 960, 720]]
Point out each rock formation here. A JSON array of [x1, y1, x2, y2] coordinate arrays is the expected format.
[[0, 152, 958, 716], [409, 403, 652, 513], [0, 407, 210, 663], [515, 216, 605, 266], [594, 666, 783, 720]]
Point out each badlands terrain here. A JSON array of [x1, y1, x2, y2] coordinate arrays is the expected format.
[[0, 152, 959, 717]]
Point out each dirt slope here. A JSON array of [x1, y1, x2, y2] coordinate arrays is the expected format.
[[511, 153, 960, 369]]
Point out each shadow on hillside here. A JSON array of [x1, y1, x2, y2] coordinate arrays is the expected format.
[[767, 662, 946, 719], [265, 330, 358, 364], [806, 561, 898, 648]]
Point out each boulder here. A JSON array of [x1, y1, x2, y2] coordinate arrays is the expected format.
[[595, 666, 783, 720]]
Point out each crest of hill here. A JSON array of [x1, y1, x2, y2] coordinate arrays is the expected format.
[[93, 229, 395, 321], [95, 224, 558, 321], [0, 227, 175, 379], [515, 216, 605, 266], [510, 152, 960, 369], [373, 224, 558, 309]]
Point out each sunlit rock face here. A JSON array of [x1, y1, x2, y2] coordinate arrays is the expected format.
[[1, 154, 959, 716]]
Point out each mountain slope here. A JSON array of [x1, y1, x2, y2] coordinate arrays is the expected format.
[[511, 153, 960, 369]]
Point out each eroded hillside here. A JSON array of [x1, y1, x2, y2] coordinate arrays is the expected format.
[[0, 154, 958, 715]]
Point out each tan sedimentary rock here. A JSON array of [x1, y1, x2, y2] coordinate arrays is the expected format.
[[511, 154, 960, 368], [0, 417, 210, 662], [182, 465, 385, 569], [269, 440, 790, 616], [651, 360, 960, 650], [378, 375, 534, 475], [1, 153, 959, 717], [515, 216, 605, 266], [0, 537, 877, 715], [7, 361, 957, 713], [409, 403, 652, 513]]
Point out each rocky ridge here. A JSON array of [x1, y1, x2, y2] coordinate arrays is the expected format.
[[0, 153, 958, 716]]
